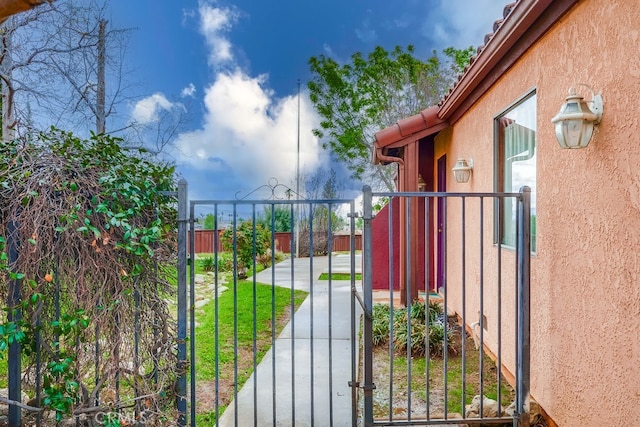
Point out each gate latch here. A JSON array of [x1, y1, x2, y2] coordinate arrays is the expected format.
[[348, 381, 376, 391]]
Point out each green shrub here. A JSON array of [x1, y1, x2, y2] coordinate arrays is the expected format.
[[372, 304, 391, 346], [216, 252, 234, 272], [370, 300, 454, 357], [199, 256, 215, 272], [428, 320, 454, 357]]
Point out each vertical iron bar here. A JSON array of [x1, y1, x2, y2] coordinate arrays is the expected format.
[[517, 187, 531, 427], [214, 204, 221, 426], [252, 205, 259, 427], [328, 203, 334, 427], [134, 277, 141, 424], [176, 178, 188, 426], [189, 201, 197, 426], [479, 197, 485, 418], [309, 203, 315, 426], [497, 195, 503, 413], [461, 197, 467, 416], [514, 194, 520, 426], [405, 197, 412, 421], [232, 205, 239, 426], [289, 203, 295, 426], [349, 200, 357, 427], [425, 196, 430, 420], [443, 196, 448, 418], [35, 294, 41, 427], [362, 186, 374, 426], [7, 220, 21, 426], [388, 196, 395, 422]]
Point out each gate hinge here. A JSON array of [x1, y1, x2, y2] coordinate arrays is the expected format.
[[348, 381, 376, 391], [347, 212, 360, 218]]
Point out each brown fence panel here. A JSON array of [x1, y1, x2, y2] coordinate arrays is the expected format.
[[273, 232, 291, 253], [190, 229, 361, 254], [332, 234, 361, 252]]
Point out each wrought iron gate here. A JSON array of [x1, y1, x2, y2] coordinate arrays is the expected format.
[[359, 186, 531, 427], [176, 180, 362, 426], [175, 182, 531, 427]]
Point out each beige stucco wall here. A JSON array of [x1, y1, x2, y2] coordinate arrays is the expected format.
[[437, 0, 640, 425]]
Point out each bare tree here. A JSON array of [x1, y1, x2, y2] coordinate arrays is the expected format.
[[0, 0, 135, 138], [0, 0, 189, 155]]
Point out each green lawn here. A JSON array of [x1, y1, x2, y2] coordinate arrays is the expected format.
[[194, 280, 307, 423], [318, 272, 362, 281]]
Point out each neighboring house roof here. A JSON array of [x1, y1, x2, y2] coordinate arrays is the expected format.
[[373, 0, 578, 162]]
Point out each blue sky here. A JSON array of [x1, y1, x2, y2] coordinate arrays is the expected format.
[[107, 0, 507, 201]]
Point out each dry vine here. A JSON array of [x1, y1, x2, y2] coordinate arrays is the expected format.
[[0, 129, 180, 425]]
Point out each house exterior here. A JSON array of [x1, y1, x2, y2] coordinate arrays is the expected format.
[[371, 0, 640, 425]]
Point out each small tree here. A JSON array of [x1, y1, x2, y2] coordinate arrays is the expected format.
[[258, 205, 293, 232], [202, 213, 216, 230], [221, 220, 271, 279]]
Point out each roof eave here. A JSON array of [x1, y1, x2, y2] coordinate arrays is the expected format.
[[439, 0, 578, 122]]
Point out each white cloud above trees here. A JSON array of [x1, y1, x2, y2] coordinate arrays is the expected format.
[[168, 1, 325, 198]]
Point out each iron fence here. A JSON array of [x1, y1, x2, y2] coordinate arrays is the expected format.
[[178, 195, 361, 427], [360, 186, 531, 427]]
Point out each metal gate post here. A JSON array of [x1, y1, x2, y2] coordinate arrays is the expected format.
[[176, 179, 188, 426], [362, 185, 374, 426], [349, 199, 358, 427], [516, 186, 531, 427], [7, 220, 22, 426]]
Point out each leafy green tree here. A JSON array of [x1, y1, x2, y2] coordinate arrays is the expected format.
[[202, 213, 216, 230], [221, 220, 271, 278], [258, 205, 292, 232], [308, 45, 474, 190]]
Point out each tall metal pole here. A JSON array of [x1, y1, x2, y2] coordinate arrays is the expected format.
[[295, 79, 301, 258]]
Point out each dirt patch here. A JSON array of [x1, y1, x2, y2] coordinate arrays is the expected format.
[[365, 322, 517, 421]]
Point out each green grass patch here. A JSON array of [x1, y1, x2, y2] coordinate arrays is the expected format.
[[194, 280, 307, 421], [318, 272, 362, 281], [0, 357, 6, 388]]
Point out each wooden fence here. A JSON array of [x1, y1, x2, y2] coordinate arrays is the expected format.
[[189, 229, 361, 254]]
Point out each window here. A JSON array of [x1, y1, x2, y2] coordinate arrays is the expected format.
[[495, 91, 537, 252]]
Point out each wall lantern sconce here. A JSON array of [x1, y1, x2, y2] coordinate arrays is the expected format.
[[418, 174, 427, 192], [452, 158, 473, 183], [551, 85, 603, 149]]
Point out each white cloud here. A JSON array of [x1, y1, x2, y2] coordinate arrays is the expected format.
[[131, 93, 175, 125], [173, 70, 324, 190], [171, 3, 326, 197], [425, 0, 506, 48], [198, 0, 239, 68], [181, 83, 196, 98]]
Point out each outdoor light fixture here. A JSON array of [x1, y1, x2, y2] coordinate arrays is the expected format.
[[551, 85, 603, 149], [452, 158, 473, 183], [418, 174, 427, 191]]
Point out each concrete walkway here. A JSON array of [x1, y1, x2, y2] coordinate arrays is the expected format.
[[218, 253, 362, 427]]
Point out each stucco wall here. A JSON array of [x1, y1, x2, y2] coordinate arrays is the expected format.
[[439, 0, 640, 424]]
